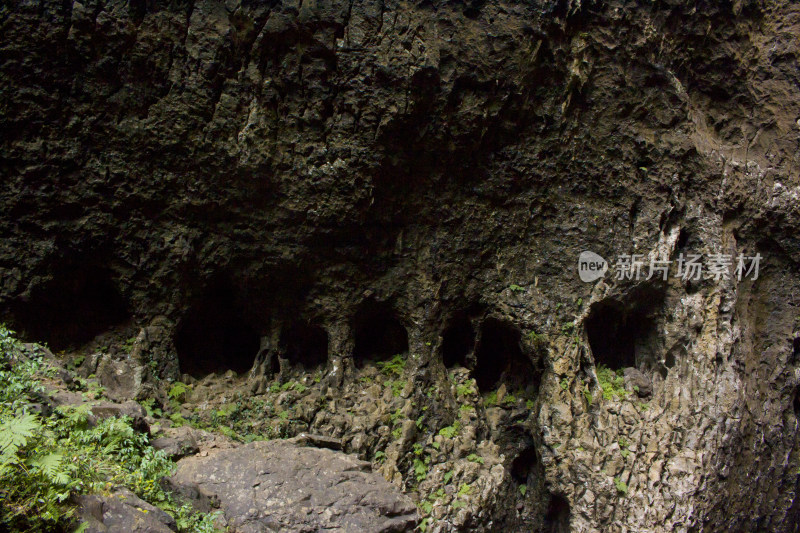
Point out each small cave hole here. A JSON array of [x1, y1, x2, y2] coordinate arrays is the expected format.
[[543, 493, 570, 533], [473, 318, 535, 393], [792, 337, 800, 365], [175, 283, 260, 377], [441, 313, 475, 368], [280, 321, 328, 370], [585, 298, 659, 371], [676, 228, 690, 250], [352, 300, 409, 365], [510, 445, 539, 484], [794, 387, 800, 419], [12, 265, 129, 351]]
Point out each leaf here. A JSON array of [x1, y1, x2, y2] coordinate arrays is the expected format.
[[0, 413, 40, 466]]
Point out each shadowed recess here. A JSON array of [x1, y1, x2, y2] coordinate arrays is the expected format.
[[12, 265, 129, 351], [280, 321, 328, 369], [473, 318, 534, 393], [510, 445, 540, 484], [543, 493, 570, 533], [352, 300, 409, 365], [441, 312, 475, 368], [175, 282, 259, 377], [585, 296, 661, 370]]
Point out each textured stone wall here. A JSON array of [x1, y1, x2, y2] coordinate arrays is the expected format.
[[2, 0, 800, 530]]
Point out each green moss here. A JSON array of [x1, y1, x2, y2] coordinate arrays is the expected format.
[[596, 365, 628, 401]]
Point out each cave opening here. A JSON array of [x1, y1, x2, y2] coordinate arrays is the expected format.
[[280, 321, 328, 370], [175, 283, 260, 378], [794, 387, 800, 419], [585, 297, 659, 370], [473, 318, 534, 393], [352, 300, 409, 365], [441, 312, 475, 368], [543, 493, 570, 533], [510, 445, 540, 484], [12, 265, 129, 351]]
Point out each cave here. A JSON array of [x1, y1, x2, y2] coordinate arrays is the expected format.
[[11, 264, 129, 351], [585, 298, 660, 370], [441, 312, 475, 368], [473, 318, 534, 393], [280, 321, 328, 369], [352, 300, 409, 365], [794, 387, 800, 419], [174, 283, 260, 377], [510, 445, 540, 484], [543, 493, 570, 533]]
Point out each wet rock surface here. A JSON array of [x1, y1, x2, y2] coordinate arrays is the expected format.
[[171, 439, 419, 532], [1, 0, 800, 531]]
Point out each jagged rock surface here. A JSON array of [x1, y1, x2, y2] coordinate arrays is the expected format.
[[2, 0, 800, 531]]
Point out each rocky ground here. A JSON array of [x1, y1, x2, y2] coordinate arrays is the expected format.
[[3, 0, 800, 531]]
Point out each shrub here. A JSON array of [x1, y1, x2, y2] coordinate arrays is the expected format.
[[0, 324, 222, 532]]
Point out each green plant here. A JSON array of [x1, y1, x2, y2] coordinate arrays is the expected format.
[[560, 378, 569, 391], [614, 477, 628, 495], [438, 421, 460, 439], [456, 382, 476, 397], [139, 398, 163, 418], [0, 326, 223, 532], [509, 284, 525, 293], [67, 355, 85, 371], [374, 451, 386, 463], [443, 470, 454, 484], [525, 399, 535, 409], [519, 485, 527, 496], [413, 457, 428, 483], [384, 379, 404, 397], [596, 365, 628, 401], [376, 354, 406, 377], [582, 382, 593, 405], [121, 336, 136, 354], [484, 391, 498, 407], [168, 382, 189, 403], [527, 330, 548, 348], [466, 453, 484, 465], [457, 483, 472, 497]]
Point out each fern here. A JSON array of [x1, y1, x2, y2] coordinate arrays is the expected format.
[[0, 414, 40, 468], [33, 453, 70, 485]]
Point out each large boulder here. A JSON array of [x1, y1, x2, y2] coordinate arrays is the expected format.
[[171, 439, 418, 532], [77, 488, 176, 533]]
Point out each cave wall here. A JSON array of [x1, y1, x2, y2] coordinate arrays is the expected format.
[[2, 0, 800, 530]]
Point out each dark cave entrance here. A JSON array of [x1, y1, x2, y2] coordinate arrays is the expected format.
[[793, 387, 800, 419], [12, 265, 129, 351], [510, 445, 540, 485], [175, 283, 260, 378], [441, 312, 475, 368], [280, 321, 328, 370], [585, 297, 660, 370], [543, 493, 570, 533], [473, 318, 536, 393], [352, 300, 409, 365]]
